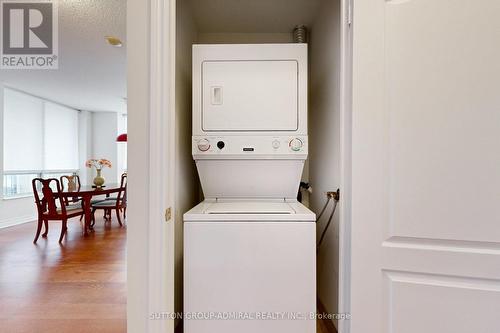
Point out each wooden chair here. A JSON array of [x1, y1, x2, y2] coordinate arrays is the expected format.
[[32, 178, 84, 243], [60, 174, 82, 205], [91, 174, 127, 226], [103, 173, 127, 219], [60, 174, 80, 194], [61, 174, 107, 218]]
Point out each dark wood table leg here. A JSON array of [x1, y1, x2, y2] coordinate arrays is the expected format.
[[82, 195, 92, 236]]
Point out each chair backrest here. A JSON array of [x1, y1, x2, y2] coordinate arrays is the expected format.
[[60, 174, 81, 204], [32, 178, 67, 217], [60, 174, 81, 191], [117, 173, 127, 205]]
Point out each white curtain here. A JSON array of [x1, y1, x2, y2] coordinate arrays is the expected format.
[[44, 102, 79, 170], [3, 88, 79, 172], [3, 89, 44, 171]]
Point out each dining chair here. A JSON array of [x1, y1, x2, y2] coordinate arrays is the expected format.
[[60, 174, 107, 218], [60, 174, 81, 206], [91, 174, 127, 226], [103, 173, 127, 220], [32, 178, 84, 243]]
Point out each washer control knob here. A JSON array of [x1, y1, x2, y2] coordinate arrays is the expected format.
[[197, 139, 210, 152], [272, 140, 280, 149], [289, 138, 303, 151], [217, 141, 225, 150]]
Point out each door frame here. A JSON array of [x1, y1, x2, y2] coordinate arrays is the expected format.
[[128, 0, 355, 332], [338, 0, 354, 332], [127, 0, 176, 332]]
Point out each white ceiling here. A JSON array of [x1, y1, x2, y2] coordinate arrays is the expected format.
[[0, 0, 127, 113], [187, 0, 322, 33]]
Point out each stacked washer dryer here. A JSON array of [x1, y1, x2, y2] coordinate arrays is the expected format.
[[184, 44, 316, 333]]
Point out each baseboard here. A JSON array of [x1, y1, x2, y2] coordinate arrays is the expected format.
[[0, 215, 37, 229], [318, 299, 338, 333]]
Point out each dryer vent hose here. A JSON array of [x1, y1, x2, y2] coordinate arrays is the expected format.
[[316, 189, 340, 251], [293, 25, 308, 43]]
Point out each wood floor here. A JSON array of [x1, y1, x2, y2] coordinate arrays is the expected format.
[[317, 319, 336, 333], [0, 216, 127, 333]]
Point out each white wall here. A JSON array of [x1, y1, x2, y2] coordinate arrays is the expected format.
[[90, 112, 119, 184], [175, 0, 200, 319], [116, 113, 127, 180], [78, 110, 93, 185], [309, 0, 341, 327]]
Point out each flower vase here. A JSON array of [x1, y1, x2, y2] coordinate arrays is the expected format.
[[93, 169, 105, 188]]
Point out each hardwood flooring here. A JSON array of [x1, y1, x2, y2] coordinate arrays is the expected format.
[[0, 217, 127, 333], [317, 301, 338, 333]]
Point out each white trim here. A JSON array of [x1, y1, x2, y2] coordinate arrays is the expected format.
[[127, 0, 176, 332], [3, 169, 78, 174], [338, 0, 354, 333], [0, 214, 37, 229], [148, 0, 175, 332], [2, 194, 33, 201]]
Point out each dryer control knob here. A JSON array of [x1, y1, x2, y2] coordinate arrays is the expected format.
[[289, 138, 303, 151], [272, 140, 281, 149], [197, 139, 210, 152]]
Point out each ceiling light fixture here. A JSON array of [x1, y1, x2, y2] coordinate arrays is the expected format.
[[105, 36, 123, 47]]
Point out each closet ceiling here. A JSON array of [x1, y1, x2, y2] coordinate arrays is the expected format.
[[187, 0, 322, 33]]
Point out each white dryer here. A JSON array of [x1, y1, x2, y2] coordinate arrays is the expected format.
[[184, 44, 315, 333]]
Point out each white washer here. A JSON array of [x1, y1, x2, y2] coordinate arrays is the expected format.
[[185, 44, 315, 333], [184, 200, 316, 333]]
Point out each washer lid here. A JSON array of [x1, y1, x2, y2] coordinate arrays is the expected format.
[[204, 201, 296, 214], [184, 200, 316, 222]]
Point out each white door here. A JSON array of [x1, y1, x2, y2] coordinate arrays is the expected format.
[[350, 1, 500, 332]]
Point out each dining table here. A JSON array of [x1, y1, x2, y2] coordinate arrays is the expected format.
[[59, 183, 122, 236]]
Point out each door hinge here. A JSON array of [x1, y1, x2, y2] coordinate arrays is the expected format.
[[165, 207, 172, 222], [347, 0, 353, 27]]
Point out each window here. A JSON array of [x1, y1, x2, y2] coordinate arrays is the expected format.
[[3, 88, 79, 198]]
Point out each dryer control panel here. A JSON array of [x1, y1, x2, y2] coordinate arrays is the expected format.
[[192, 136, 308, 159]]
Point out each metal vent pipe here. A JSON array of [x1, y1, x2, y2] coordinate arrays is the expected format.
[[293, 25, 308, 43]]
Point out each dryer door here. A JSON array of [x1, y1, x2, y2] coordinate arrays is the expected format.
[[202, 60, 298, 132]]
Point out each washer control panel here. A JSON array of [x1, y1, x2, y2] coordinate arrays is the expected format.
[[193, 136, 308, 157]]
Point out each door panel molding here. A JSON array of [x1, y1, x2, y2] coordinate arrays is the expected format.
[[383, 236, 500, 255], [384, 270, 500, 333]]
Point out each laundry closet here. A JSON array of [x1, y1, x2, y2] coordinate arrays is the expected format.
[[174, 0, 345, 331], [126, 0, 500, 331]]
